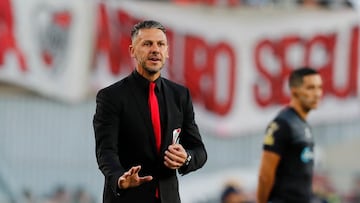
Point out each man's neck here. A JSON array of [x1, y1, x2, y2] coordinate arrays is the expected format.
[[289, 101, 309, 120], [135, 68, 160, 82]]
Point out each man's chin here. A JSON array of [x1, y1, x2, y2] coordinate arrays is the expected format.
[[310, 103, 320, 110], [145, 66, 162, 75]]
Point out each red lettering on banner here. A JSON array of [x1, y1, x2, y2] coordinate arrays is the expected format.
[[184, 35, 236, 115], [165, 29, 180, 83], [173, 0, 239, 6], [304, 33, 336, 96], [94, 6, 236, 115], [95, 5, 134, 75], [346, 26, 359, 97], [116, 10, 136, 73], [184, 36, 207, 100], [209, 42, 236, 115], [305, 29, 358, 97], [0, 0, 27, 71], [254, 26, 359, 107], [254, 39, 285, 107]]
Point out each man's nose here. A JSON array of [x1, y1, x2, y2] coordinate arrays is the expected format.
[[150, 44, 160, 52]]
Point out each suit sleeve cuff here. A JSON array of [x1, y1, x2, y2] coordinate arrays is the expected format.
[[110, 173, 124, 196], [179, 150, 192, 175]]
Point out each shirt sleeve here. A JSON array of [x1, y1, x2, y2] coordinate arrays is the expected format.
[[262, 118, 291, 156]]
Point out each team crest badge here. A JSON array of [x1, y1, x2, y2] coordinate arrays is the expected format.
[[264, 122, 278, 146]]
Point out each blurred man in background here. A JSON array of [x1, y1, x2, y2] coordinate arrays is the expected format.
[[256, 67, 323, 203], [93, 20, 207, 203], [221, 181, 254, 203]]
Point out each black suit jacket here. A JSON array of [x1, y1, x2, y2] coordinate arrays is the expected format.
[[93, 71, 207, 203]]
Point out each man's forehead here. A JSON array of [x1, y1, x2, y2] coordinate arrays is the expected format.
[[303, 74, 322, 81], [137, 28, 167, 40], [302, 74, 322, 85]]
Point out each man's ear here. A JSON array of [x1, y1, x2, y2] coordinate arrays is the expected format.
[[166, 46, 169, 58], [291, 88, 298, 98], [129, 45, 135, 58]]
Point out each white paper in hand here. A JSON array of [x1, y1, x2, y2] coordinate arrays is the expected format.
[[172, 128, 181, 144]]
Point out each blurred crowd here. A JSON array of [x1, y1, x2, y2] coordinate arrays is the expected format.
[[5, 171, 360, 203], [242, 0, 356, 8], [218, 172, 360, 203], [13, 172, 360, 203], [20, 186, 96, 203], [140, 0, 359, 9], [220, 181, 254, 203]]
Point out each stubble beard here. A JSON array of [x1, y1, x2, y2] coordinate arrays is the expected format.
[[141, 61, 164, 75], [301, 101, 317, 113]]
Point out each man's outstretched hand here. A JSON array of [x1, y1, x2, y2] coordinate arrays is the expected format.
[[118, 165, 153, 189]]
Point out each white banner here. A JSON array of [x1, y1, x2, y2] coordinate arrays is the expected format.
[[91, 1, 360, 136], [1, 0, 359, 136], [0, 0, 95, 102]]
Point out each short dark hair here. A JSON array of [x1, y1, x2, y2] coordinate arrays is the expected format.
[[131, 20, 166, 42], [289, 67, 319, 88]]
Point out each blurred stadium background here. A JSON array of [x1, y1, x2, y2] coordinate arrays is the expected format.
[[1, 0, 360, 202]]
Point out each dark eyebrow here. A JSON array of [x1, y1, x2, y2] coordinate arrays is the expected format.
[[142, 40, 167, 44]]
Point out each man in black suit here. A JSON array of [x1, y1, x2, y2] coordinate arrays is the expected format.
[[93, 20, 207, 203]]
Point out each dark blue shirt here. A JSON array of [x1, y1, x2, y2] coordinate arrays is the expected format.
[[263, 107, 314, 203]]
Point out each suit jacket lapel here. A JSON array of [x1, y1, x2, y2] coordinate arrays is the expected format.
[[162, 80, 176, 151], [127, 74, 158, 155]]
